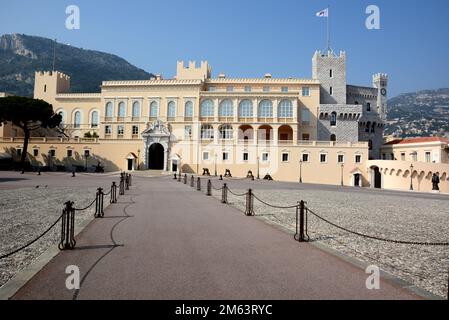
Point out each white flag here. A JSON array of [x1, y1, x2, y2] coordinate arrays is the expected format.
[[316, 8, 329, 17]]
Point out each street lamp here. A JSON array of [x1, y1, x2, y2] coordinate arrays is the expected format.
[[257, 156, 260, 180], [299, 160, 303, 183], [340, 163, 344, 187], [137, 149, 141, 170], [214, 154, 217, 177], [84, 151, 90, 172], [409, 164, 414, 191]]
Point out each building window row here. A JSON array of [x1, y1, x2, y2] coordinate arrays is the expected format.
[[200, 99, 294, 119]]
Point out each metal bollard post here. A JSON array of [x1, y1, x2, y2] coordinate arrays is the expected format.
[[221, 183, 228, 204], [184, 174, 187, 184], [178, 171, 182, 182], [110, 182, 117, 203], [191, 175, 195, 187], [59, 201, 76, 250], [197, 177, 201, 191], [119, 176, 125, 195], [95, 187, 104, 218], [207, 180, 212, 196], [219, 175, 223, 181], [245, 189, 254, 216], [174, 173, 177, 180], [128, 174, 132, 187], [294, 201, 306, 242], [125, 174, 130, 190]]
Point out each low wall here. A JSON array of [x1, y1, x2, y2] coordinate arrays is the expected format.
[[367, 160, 449, 193]]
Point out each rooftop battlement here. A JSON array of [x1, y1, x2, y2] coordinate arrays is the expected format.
[[176, 60, 211, 80]]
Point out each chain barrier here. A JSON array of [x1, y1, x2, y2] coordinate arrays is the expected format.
[[207, 180, 212, 196], [0, 213, 63, 260], [244, 189, 255, 216], [306, 207, 449, 246], [226, 187, 248, 197], [221, 183, 228, 204], [252, 193, 300, 209], [110, 182, 117, 203], [197, 177, 201, 191], [73, 197, 97, 211], [95, 188, 105, 218], [59, 201, 76, 250]]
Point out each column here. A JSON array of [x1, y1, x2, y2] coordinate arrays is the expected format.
[[273, 98, 279, 123]]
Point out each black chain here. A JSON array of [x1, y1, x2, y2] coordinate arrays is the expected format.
[[227, 188, 248, 197], [252, 193, 300, 209], [0, 213, 63, 260], [307, 207, 449, 246], [74, 197, 97, 211]]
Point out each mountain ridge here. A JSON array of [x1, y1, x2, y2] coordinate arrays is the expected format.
[[0, 33, 154, 96]]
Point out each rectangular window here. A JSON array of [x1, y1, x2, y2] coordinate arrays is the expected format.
[[132, 125, 139, 135], [302, 153, 309, 162], [301, 109, 311, 125], [208, 86, 216, 92], [281, 87, 288, 93], [302, 87, 310, 97], [67, 150, 73, 158], [222, 152, 229, 161], [244, 86, 252, 92], [117, 125, 124, 135], [320, 154, 327, 163], [243, 152, 249, 161], [355, 155, 362, 164], [329, 87, 333, 96], [184, 125, 192, 139], [382, 153, 386, 160], [105, 125, 112, 134], [262, 152, 269, 162], [412, 152, 418, 162], [425, 152, 431, 163], [330, 69, 333, 78], [338, 154, 345, 163], [33, 149, 39, 157], [282, 153, 289, 162], [49, 150, 56, 157], [302, 134, 310, 141], [367, 103, 371, 112], [263, 86, 270, 92], [227, 86, 234, 92], [203, 152, 209, 161], [400, 153, 406, 161]]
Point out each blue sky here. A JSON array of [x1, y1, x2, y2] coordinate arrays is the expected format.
[[1, 0, 449, 97]]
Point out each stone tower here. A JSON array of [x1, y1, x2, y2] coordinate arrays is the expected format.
[[312, 50, 347, 104], [373, 73, 388, 121]]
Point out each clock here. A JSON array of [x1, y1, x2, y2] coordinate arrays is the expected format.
[[381, 88, 387, 96]]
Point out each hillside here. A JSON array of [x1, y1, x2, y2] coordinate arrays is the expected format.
[[386, 88, 449, 138], [0, 34, 153, 96]]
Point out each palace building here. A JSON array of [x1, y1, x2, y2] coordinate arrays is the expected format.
[[0, 50, 389, 187]]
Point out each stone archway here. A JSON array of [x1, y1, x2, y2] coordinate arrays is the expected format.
[[370, 166, 382, 189], [148, 143, 164, 170]]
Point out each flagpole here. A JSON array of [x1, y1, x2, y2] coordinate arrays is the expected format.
[[327, 6, 330, 52]]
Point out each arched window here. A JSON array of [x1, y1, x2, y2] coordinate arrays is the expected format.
[[74, 111, 81, 128], [219, 125, 233, 140], [200, 99, 214, 117], [167, 101, 176, 118], [184, 101, 193, 117], [330, 112, 337, 126], [219, 99, 233, 117], [91, 111, 99, 128], [150, 101, 158, 117], [238, 100, 253, 118], [330, 134, 336, 142], [367, 103, 371, 112], [258, 100, 273, 118], [105, 102, 113, 118], [118, 102, 126, 118], [278, 100, 293, 118], [201, 124, 214, 140], [132, 101, 140, 118]]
